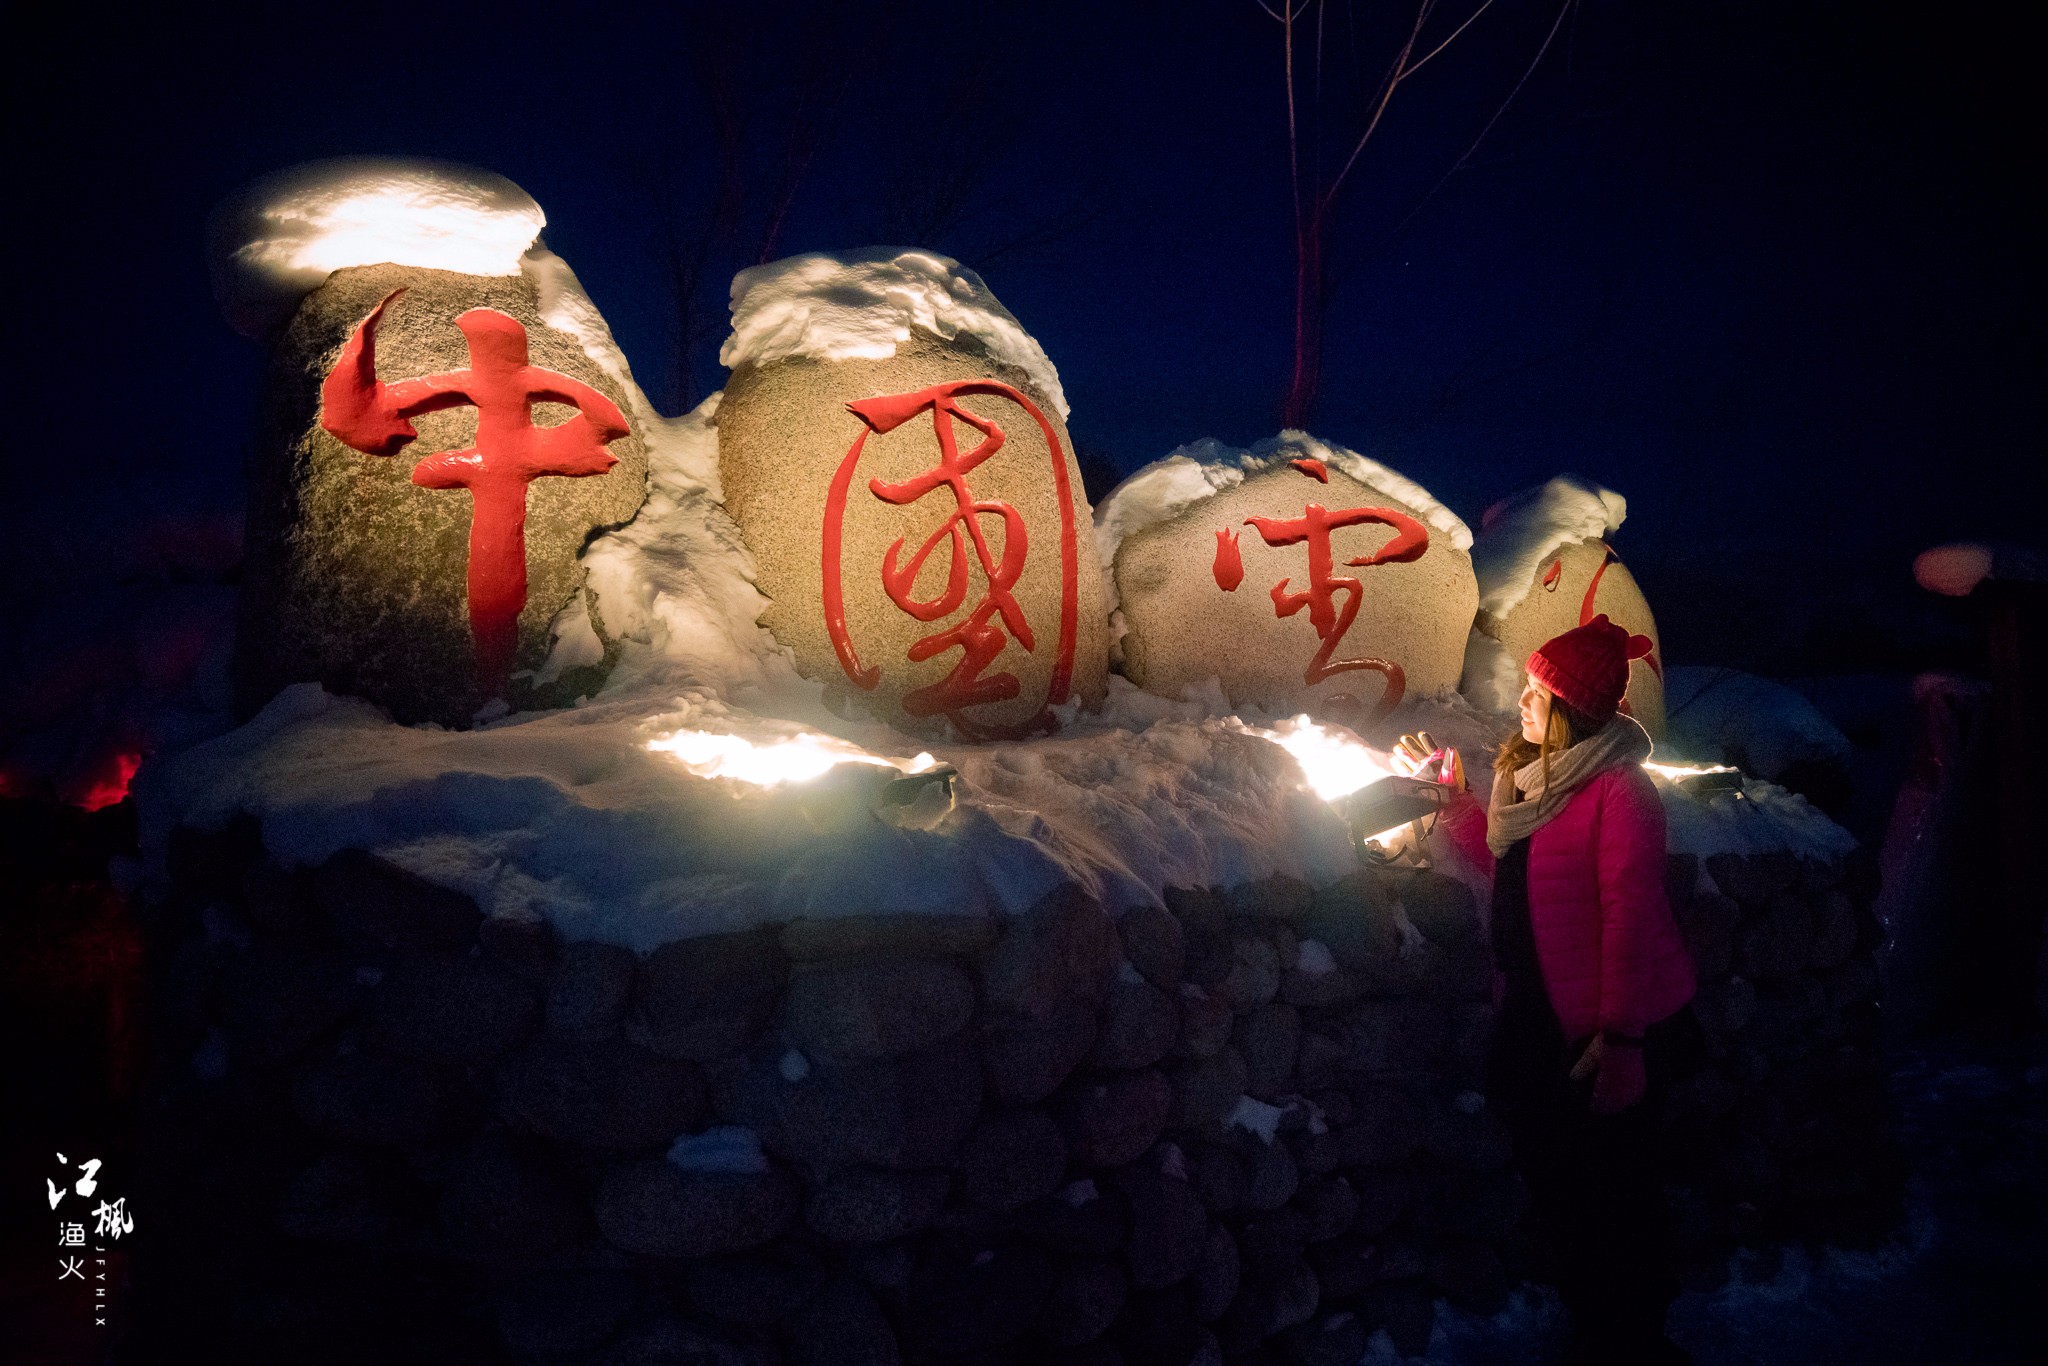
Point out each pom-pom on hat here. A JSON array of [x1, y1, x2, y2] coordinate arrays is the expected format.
[[1527, 614, 1654, 726]]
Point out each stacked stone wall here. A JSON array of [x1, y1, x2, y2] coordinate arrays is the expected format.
[[1659, 849, 1903, 1282], [131, 821, 1897, 1363]]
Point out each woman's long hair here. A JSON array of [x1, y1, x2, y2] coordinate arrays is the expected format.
[[1493, 690, 1601, 801]]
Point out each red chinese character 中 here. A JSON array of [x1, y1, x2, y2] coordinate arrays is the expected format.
[[1211, 458, 1429, 718], [320, 290, 630, 692], [822, 380, 1081, 740]]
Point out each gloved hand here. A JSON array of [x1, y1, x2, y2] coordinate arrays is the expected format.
[[1570, 1034, 1647, 1114], [1393, 732, 1466, 792]]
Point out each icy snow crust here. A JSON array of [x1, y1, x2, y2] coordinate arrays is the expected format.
[[1652, 770, 1857, 868], [1469, 474, 1627, 620], [210, 157, 547, 338], [143, 673, 1366, 954], [720, 249, 1070, 418]]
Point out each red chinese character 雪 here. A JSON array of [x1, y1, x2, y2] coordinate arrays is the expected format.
[[1211, 460, 1430, 719]]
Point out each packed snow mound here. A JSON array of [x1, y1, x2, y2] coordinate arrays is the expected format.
[[1092, 432, 1473, 619], [138, 678, 1361, 954], [1664, 666, 1851, 782], [1470, 475, 1627, 620], [1653, 770, 1857, 867], [719, 248, 1069, 417], [573, 394, 806, 702], [522, 246, 641, 398], [211, 157, 547, 337], [1457, 627, 1524, 716]]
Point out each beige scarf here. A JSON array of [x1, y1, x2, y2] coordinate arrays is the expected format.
[[1484, 714, 1653, 859]]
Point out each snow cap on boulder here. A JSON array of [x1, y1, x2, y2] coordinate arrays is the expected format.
[[1469, 474, 1626, 621], [714, 248, 1104, 740], [721, 248, 1069, 418], [1094, 432, 1473, 613], [210, 157, 547, 338], [218, 159, 654, 725]]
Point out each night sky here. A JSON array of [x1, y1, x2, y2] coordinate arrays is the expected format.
[[11, 0, 2040, 673]]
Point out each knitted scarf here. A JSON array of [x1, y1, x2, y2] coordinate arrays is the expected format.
[[1484, 714, 1653, 859]]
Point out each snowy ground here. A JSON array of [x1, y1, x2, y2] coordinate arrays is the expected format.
[[1389, 1029, 2046, 1365]]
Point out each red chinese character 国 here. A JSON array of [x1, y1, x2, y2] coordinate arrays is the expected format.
[[822, 380, 1081, 740]]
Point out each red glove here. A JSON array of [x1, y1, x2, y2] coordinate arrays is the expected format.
[[1589, 1041, 1646, 1114]]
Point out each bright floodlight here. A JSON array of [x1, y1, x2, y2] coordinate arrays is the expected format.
[[1231, 715, 1394, 802], [1641, 760, 1740, 781], [647, 728, 930, 788]]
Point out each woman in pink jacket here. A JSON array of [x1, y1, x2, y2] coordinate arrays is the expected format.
[[1418, 615, 1701, 1366]]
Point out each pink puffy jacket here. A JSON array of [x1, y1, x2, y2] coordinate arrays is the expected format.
[[1440, 763, 1697, 1040]]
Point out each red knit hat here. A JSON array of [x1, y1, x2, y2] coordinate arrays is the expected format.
[[1527, 614, 1654, 725]]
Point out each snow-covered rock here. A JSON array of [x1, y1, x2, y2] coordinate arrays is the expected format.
[[1466, 474, 1625, 622], [1663, 666, 1851, 781], [236, 260, 651, 725], [211, 159, 680, 726], [1094, 433, 1473, 613], [714, 250, 1106, 740]]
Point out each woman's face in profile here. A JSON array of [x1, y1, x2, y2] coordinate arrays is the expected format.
[[1519, 672, 1553, 744]]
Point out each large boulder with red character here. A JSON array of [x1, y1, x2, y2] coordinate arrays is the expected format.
[[1099, 434, 1476, 728], [713, 250, 1108, 740], [215, 160, 649, 725], [1460, 475, 1666, 737]]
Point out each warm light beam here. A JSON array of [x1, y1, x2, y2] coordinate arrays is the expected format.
[[1231, 715, 1395, 802], [646, 728, 934, 788]]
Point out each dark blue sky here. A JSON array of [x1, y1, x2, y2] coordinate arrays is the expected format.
[[11, 0, 2039, 671]]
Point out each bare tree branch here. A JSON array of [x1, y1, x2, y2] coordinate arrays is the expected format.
[[1375, 0, 1574, 253], [1323, 1, 1434, 210], [1262, 0, 1568, 427], [1443, 0, 1573, 180], [1404, 0, 1497, 80]]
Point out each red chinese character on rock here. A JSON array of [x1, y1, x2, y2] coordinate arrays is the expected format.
[[822, 380, 1081, 740], [1211, 458, 1430, 719], [320, 290, 630, 693]]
